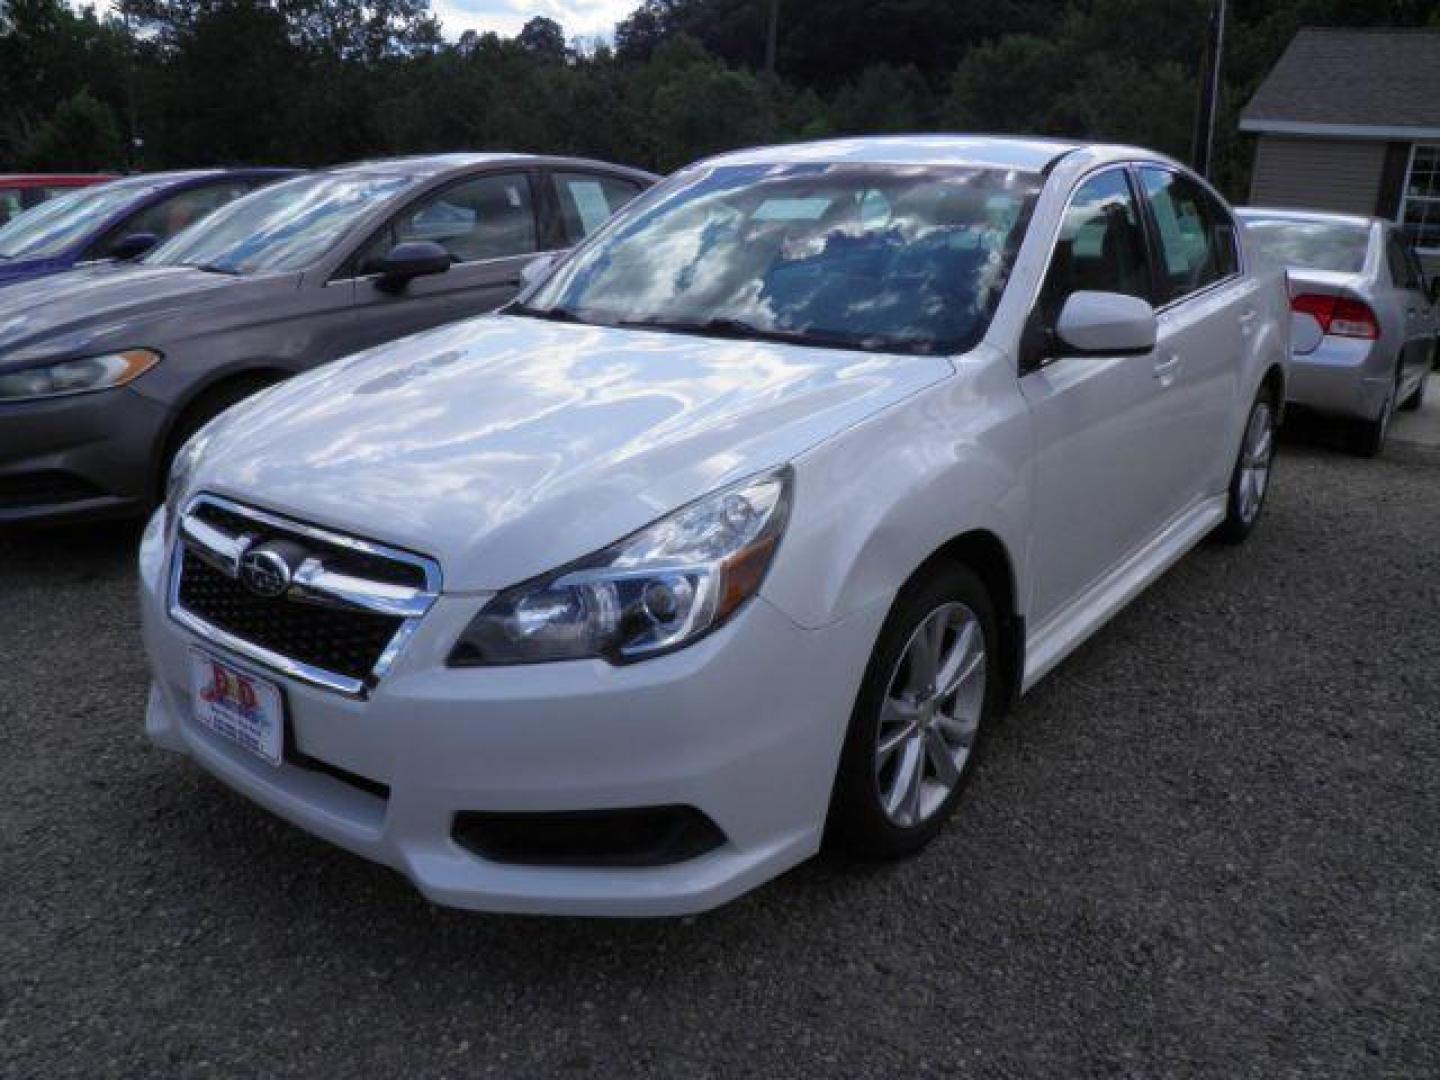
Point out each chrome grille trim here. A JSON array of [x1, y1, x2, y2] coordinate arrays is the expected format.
[[168, 493, 442, 697]]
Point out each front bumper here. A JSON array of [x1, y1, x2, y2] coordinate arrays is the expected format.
[[139, 510, 886, 916], [0, 386, 167, 524], [1286, 336, 1392, 421]]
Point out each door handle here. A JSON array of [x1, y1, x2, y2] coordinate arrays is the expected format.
[[1154, 353, 1181, 384], [1238, 309, 1258, 335]]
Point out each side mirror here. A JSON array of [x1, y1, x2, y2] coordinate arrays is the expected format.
[[110, 232, 159, 261], [519, 252, 558, 292], [1053, 291, 1158, 357], [376, 240, 451, 294]]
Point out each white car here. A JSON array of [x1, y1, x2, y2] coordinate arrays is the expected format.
[[139, 136, 1290, 916]]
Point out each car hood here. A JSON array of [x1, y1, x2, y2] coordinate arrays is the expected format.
[[194, 315, 952, 592], [0, 263, 258, 366]]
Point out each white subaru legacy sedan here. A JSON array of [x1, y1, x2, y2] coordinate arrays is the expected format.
[[140, 137, 1290, 916]]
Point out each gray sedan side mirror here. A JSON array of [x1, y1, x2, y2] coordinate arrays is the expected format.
[[1054, 291, 1158, 357], [377, 240, 451, 294]]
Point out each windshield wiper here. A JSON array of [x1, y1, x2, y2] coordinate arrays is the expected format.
[[616, 316, 869, 352], [508, 301, 587, 323], [189, 262, 242, 276]]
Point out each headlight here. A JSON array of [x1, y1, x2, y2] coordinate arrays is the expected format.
[[450, 468, 792, 666], [0, 349, 160, 402], [164, 427, 214, 518]]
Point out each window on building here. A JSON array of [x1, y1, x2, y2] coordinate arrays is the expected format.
[[1400, 144, 1440, 254]]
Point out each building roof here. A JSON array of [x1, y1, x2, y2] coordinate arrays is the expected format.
[[1241, 28, 1440, 139]]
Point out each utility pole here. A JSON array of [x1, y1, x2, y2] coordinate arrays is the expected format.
[[122, 3, 142, 171], [764, 0, 779, 80], [762, 0, 780, 136], [1191, 0, 1226, 179]]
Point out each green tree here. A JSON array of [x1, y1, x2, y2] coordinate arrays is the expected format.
[[21, 89, 125, 169]]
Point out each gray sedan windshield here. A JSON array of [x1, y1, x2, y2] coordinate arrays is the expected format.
[[147, 172, 416, 275], [522, 163, 1042, 355], [0, 176, 158, 260]]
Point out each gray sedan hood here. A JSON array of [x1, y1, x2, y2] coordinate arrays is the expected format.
[[0, 263, 271, 368]]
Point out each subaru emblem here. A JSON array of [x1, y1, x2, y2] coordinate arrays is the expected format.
[[239, 545, 292, 599]]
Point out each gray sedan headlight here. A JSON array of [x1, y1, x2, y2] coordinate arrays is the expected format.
[[450, 468, 792, 666], [0, 349, 160, 402]]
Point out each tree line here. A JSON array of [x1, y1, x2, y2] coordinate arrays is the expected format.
[[1, 0, 1436, 201]]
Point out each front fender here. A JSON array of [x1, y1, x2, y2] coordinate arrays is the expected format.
[[762, 350, 1031, 631]]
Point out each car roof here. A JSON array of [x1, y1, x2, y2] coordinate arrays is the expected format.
[[326, 153, 656, 182], [692, 135, 1103, 173], [1236, 206, 1381, 228]]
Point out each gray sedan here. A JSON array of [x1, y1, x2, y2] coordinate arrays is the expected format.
[[1238, 207, 1437, 455], [0, 153, 656, 524]]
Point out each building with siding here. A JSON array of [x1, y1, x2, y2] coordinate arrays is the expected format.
[[1241, 27, 1440, 270]]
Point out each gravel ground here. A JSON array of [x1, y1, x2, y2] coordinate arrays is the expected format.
[[3, 437, 1439, 1079]]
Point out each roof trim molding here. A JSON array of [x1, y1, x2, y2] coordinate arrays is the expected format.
[[1241, 118, 1440, 141]]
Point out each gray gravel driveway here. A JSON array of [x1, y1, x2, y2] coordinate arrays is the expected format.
[[2, 439, 1438, 1078]]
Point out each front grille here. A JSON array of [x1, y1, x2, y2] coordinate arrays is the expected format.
[[178, 553, 402, 682], [170, 494, 440, 695]]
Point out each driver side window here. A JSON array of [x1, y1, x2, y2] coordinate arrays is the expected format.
[[354, 172, 537, 275], [1037, 169, 1151, 325]]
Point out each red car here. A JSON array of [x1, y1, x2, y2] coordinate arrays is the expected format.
[[0, 173, 117, 227]]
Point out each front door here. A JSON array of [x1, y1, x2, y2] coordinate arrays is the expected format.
[[342, 170, 551, 353], [1020, 166, 1181, 627]]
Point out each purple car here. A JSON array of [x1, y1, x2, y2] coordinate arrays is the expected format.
[[0, 168, 297, 289]]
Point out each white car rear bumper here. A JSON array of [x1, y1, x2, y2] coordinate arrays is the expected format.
[[139, 510, 885, 916]]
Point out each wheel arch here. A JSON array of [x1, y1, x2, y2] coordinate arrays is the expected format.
[[904, 529, 1024, 714], [151, 365, 292, 499]]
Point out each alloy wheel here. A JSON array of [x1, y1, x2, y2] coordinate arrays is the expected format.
[[874, 602, 986, 828], [1237, 400, 1274, 524]]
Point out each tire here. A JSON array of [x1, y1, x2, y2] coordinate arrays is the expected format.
[[1213, 384, 1277, 545], [1399, 369, 1426, 412], [1350, 365, 1399, 457], [157, 375, 281, 499], [827, 563, 1000, 859]]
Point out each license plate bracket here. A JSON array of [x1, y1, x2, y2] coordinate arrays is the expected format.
[[188, 649, 285, 767]]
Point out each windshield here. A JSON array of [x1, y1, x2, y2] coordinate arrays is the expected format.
[[0, 176, 157, 260], [146, 172, 416, 275], [1241, 216, 1371, 275], [521, 163, 1043, 355]]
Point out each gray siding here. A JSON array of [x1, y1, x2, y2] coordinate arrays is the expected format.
[[1249, 135, 1387, 214]]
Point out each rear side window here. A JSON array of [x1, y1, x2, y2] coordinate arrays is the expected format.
[[551, 172, 643, 244], [1138, 167, 1239, 302], [1037, 169, 1151, 322]]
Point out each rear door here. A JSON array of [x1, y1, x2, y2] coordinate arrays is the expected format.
[[1020, 166, 1181, 625], [1134, 165, 1252, 503], [339, 169, 549, 349], [1386, 230, 1438, 398]]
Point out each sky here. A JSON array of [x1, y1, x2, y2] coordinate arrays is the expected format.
[[430, 0, 635, 39], [76, 0, 636, 41]]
